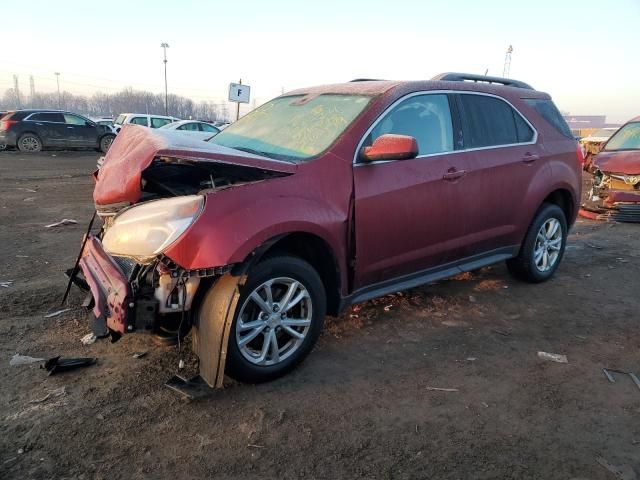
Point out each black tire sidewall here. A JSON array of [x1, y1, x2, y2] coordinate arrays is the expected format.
[[225, 256, 326, 383], [520, 204, 568, 282], [18, 134, 42, 152]]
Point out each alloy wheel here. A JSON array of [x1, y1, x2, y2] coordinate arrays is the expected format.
[[533, 218, 562, 272], [235, 277, 312, 366], [20, 136, 41, 152]]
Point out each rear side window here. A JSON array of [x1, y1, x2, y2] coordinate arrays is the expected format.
[[370, 94, 454, 155], [130, 116, 148, 126], [29, 112, 65, 122], [458, 94, 533, 148], [177, 122, 200, 131], [524, 99, 573, 139], [151, 117, 172, 128], [201, 123, 220, 133]]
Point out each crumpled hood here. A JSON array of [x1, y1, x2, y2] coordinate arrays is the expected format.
[[593, 150, 640, 174], [94, 125, 296, 206]]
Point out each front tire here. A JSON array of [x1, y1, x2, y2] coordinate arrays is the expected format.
[[99, 135, 115, 153], [17, 133, 42, 152], [507, 203, 568, 283], [225, 256, 326, 383]]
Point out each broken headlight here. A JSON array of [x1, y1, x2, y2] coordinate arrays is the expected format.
[[102, 195, 204, 262]]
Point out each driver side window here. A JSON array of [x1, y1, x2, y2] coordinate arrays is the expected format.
[[370, 94, 454, 156]]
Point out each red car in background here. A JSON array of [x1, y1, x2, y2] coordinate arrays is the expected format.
[[74, 73, 581, 385], [583, 116, 640, 222]]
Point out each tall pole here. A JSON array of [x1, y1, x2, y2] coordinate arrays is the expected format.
[[161, 43, 169, 116], [54, 72, 61, 108], [503, 45, 513, 78], [236, 78, 242, 121]]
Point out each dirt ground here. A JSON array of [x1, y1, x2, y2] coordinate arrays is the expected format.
[[0, 150, 639, 480]]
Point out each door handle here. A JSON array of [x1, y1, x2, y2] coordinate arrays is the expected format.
[[522, 153, 539, 163], [67, 126, 74, 129], [443, 168, 466, 181]]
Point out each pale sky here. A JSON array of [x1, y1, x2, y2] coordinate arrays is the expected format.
[[1, 0, 638, 122]]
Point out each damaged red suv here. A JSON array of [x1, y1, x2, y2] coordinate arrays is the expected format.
[[75, 73, 581, 385]]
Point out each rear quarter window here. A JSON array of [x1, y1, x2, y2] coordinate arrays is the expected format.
[[524, 99, 573, 139], [458, 94, 533, 148]]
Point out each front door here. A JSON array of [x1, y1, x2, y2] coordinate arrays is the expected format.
[[63, 113, 98, 147], [353, 93, 467, 289]]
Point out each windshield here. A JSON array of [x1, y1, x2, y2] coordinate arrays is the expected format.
[[208, 94, 372, 162], [114, 114, 126, 125], [604, 122, 640, 151]]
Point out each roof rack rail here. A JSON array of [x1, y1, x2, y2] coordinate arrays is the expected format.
[[431, 72, 534, 90], [349, 78, 385, 82]]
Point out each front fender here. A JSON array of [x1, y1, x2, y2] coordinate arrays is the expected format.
[[163, 188, 348, 274]]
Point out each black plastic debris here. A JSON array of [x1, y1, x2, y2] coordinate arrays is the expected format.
[[165, 375, 213, 400], [42, 356, 96, 376]]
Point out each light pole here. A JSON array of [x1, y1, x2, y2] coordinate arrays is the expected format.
[[54, 72, 61, 108], [160, 43, 169, 116]]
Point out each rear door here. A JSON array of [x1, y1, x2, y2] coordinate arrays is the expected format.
[[451, 93, 546, 257], [353, 93, 467, 288], [26, 112, 66, 146]]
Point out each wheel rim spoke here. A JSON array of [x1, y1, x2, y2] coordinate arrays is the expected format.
[[279, 281, 299, 311], [282, 325, 305, 339], [269, 330, 280, 362], [239, 324, 266, 346], [250, 291, 271, 313], [283, 290, 308, 313], [281, 318, 311, 327]]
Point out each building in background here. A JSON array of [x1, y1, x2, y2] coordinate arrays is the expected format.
[[562, 114, 621, 137]]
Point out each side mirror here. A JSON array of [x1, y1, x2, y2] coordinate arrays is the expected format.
[[86, 120, 97, 127], [361, 134, 418, 162]]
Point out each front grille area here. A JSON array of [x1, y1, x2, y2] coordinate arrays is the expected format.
[[112, 256, 138, 280]]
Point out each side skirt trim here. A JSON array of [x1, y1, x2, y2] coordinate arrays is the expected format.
[[340, 245, 519, 310]]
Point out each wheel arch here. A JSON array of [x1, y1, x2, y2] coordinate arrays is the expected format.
[[234, 232, 342, 316], [541, 188, 575, 225]]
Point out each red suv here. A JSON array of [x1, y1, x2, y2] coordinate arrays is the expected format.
[[74, 73, 581, 385]]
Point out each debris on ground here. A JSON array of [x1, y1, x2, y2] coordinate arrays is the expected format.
[[10, 353, 45, 366], [585, 242, 605, 249], [0, 280, 13, 288], [426, 387, 459, 392], [595, 455, 638, 480], [80, 333, 97, 345], [133, 351, 148, 359], [42, 356, 97, 375], [29, 386, 67, 404], [44, 308, 72, 318], [45, 218, 78, 228], [603, 368, 616, 383], [537, 352, 568, 363], [629, 372, 640, 391]]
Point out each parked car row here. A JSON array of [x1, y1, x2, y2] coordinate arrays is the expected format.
[[0, 109, 225, 152]]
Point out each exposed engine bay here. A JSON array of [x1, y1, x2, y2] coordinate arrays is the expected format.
[[82, 156, 289, 341], [582, 169, 640, 223]]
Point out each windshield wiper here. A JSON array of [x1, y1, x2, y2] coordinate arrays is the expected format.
[[230, 146, 274, 159]]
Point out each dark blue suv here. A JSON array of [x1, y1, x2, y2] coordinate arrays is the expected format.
[[0, 109, 115, 152]]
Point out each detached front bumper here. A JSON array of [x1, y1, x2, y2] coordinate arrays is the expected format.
[[79, 235, 132, 334], [582, 189, 640, 223]]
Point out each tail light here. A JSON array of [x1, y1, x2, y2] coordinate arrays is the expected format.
[[575, 143, 584, 167], [0, 120, 17, 131]]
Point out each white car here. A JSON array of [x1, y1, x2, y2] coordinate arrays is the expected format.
[[159, 120, 221, 140], [112, 113, 181, 133]]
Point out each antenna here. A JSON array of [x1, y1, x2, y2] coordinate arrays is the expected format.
[[503, 45, 513, 78]]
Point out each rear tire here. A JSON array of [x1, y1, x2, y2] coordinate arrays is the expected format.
[[99, 134, 115, 153], [17, 133, 42, 152], [225, 256, 326, 383], [507, 203, 567, 283]]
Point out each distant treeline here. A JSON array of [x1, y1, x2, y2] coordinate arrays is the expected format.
[[0, 87, 231, 121]]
